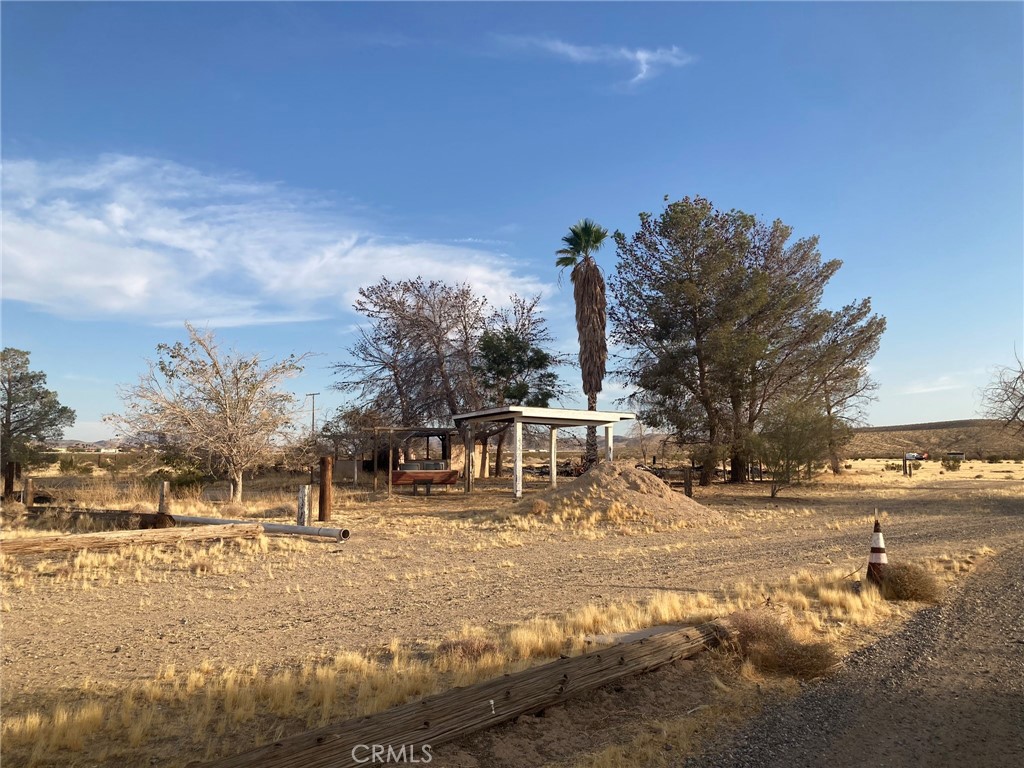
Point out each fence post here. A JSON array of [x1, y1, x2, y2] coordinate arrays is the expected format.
[[297, 485, 311, 526], [159, 481, 171, 515], [24, 477, 34, 505], [319, 456, 333, 522], [683, 467, 693, 498]]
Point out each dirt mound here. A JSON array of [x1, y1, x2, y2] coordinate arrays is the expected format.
[[524, 462, 720, 529]]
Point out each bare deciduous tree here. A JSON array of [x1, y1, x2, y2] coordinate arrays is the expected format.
[[981, 354, 1024, 436], [334, 280, 563, 477], [110, 323, 308, 501]]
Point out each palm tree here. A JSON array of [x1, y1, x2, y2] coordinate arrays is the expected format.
[[556, 218, 609, 465]]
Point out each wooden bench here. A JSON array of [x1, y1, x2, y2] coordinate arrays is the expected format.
[[390, 470, 461, 495]]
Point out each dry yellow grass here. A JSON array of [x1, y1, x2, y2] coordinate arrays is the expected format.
[[4, 542, 977, 768], [3, 460, 1012, 768]]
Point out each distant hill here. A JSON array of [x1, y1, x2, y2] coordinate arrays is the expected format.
[[50, 439, 123, 450], [608, 419, 1023, 462], [847, 419, 1023, 460]]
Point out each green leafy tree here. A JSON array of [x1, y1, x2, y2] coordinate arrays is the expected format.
[[476, 296, 564, 474], [755, 402, 832, 497], [110, 324, 308, 502], [1, 348, 76, 497], [476, 296, 562, 410], [556, 218, 609, 465]]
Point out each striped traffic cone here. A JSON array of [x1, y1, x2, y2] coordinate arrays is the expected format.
[[867, 519, 888, 585]]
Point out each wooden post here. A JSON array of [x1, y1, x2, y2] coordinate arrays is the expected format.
[[297, 485, 311, 526], [1, 524, 265, 556], [319, 456, 333, 522], [684, 467, 693, 498], [903, 456, 908, 476], [512, 420, 523, 499], [22, 477, 34, 506], [549, 427, 558, 489], [158, 481, 171, 515], [604, 424, 615, 462]]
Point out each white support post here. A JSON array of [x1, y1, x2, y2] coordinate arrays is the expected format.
[[464, 423, 475, 493], [605, 425, 615, 462], [297, 485, 311, 526], [549, 427, 558, 489], [513, 420, 524, 499], [388, 430, 394, 498]]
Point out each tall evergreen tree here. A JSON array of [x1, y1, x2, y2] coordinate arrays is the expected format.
[[1, 348, 76, 497], [611, 197, 884, 484]]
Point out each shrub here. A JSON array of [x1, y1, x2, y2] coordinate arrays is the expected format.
[[729, 610, 838, 679], [879, 563, 941, 603], [940, 456, 962, 472], [56, 455, 94, 476], [436, 636, 498, 662], [884, 462, 901, 471], [986, 455, 1002, 464]]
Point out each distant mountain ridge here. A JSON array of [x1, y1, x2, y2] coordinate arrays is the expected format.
[[847, 419, 1021, 460], [854, 419, 997, 433]]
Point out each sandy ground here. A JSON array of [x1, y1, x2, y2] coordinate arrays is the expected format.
[[1, 459, 1021, 765]]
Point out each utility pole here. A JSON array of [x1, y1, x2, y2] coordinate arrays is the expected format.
[[307, 392, 320, 486]]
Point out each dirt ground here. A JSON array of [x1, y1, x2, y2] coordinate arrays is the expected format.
[[1, 458, 1021, 766], [679, 534, 1024, 768]]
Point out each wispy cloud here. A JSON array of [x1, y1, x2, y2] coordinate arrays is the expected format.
[[902, 376, 968, 395], [2, 155, 546, 327], [498, 35, 694, 85]]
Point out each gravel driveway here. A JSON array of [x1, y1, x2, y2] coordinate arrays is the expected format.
[[682, 534, 1024, 768]]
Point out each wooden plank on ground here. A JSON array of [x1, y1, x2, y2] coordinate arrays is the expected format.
[[1, 524, 265, 556], [201, 619, 734, 768]]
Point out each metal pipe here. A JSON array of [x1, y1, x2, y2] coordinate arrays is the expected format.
[[170, 515, 350, 542]]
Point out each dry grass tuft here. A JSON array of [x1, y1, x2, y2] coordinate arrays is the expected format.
[[880, 562, 942, 603], [436, 635, 500, 662], [729, 609, 838, 679]]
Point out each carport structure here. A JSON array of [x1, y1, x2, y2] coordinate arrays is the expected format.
[[453, 406, 636, 498]]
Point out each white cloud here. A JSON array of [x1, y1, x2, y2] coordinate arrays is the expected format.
[[901, 376, 968, 395], [499, 35, 694, 85], [1, 155, 546, 327]]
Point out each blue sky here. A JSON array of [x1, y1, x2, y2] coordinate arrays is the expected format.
[[2, 1, 1021, 442]]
